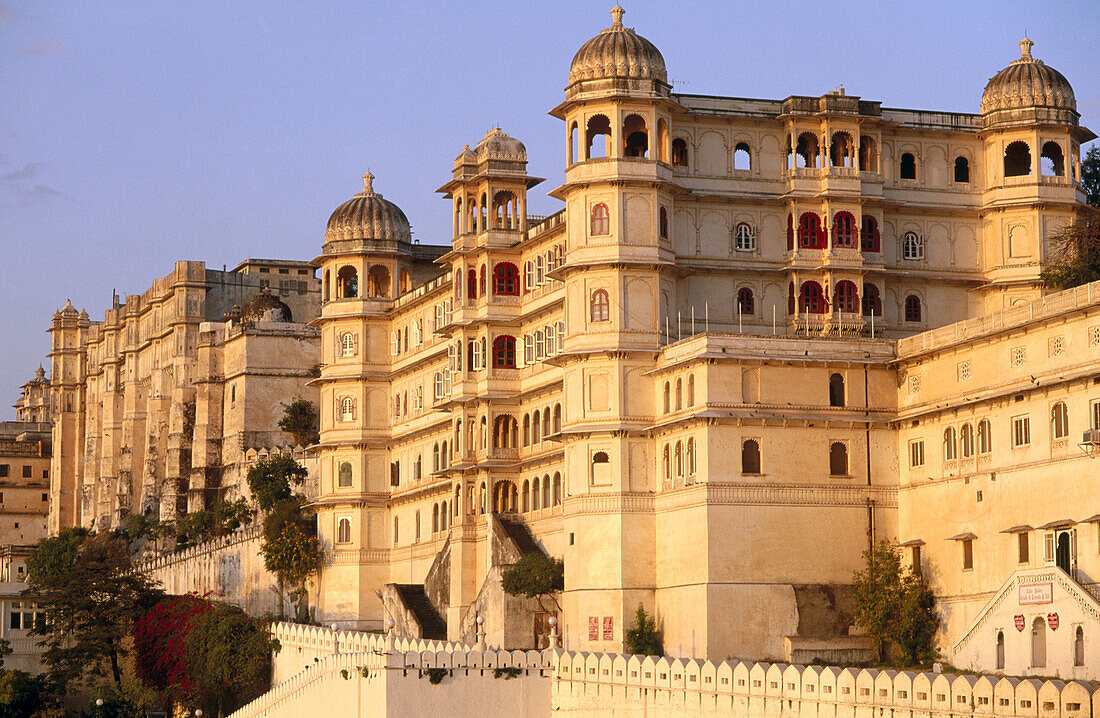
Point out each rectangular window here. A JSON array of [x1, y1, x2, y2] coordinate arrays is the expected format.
[[911, 546, 921, 573], [909, 440, 925, 468], [962, 539, 974, 570], [1044, 532, 1056, 563], [1092, 400, 1100, 431], [0, 465, 8, 478], [1018, 533, 1030, 564], [1012, 416, 1030, 447], [22, 465, 31, 478]]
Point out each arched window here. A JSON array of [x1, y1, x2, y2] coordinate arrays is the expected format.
[[340, 332, 357, 357], [829, 373, 845, 407], [455, 272, 463, 299], [674, 441, 683, 477], [592, 451, 611, 483], [662, 444, 671, 481], [996, 631, 1005, 670], [960, 424, 975, 458], [323, 270, 330, 301], [900, 152, 917, 180], [829, 132, 853, 168], [479, 264, 487, 297], [663, 382, 670, 414], [799, 281, 826, 314], [337, 266, 359, 299], [860, 216, 880, 252], [553, 472, 562, 506], [623, 114, 648, 158], [656, 118, 668, 163], [338, 397, 355, 422], [943, 427, 957, 461], [367, 265, 390, 297], [737, 287, 754, 316], [1041, 141, 1065, 177], [432, 443, 440, 472], [904, 295, 922, 323], [431, 504, 439, 532], [1074, 626, 1084, 667], [553, 404, 562, 434], [532, 477, 541, 510], [978, 419, 992, 454], [337, 517, 351, 544], [393, 516, 399, 546], [1031, 616, 1046, 668], [686, 438, 696, 475], [734, 223, 755, 252], [399, 269, 411, 294], [524, 261, 534, 292], [786, 213, 794, 251], [1052, 401, 1069, 439], [954, 156, 970, 183], [798, 213, 825, 249], [858, 135, 877, 172], [590, 204, 610, 235], [687, 375, 695, 407], [1004, 141, 1032, 177], [590, 289, 610, 322], [467, 268, 477, 299], [568, 122, 579, 165], [733, 142, 751, 171], [862, 284, 882, 317], [532, 409, 541, 443], [586, 114, 611, 159], [741, 439, 761, 474], [675, 378, 682, 411], [659, 207, 668, 238], [493, 263, 519, 295], [902, 232, 924, 260], [671, 138, 688, 167], [796, 133, 820, 168], [521, 480, 530, 512], [338, 461, 353, 487], [832, 212, 856, 248], [829, 442, 848, 476], [835, 281, 858, 313]]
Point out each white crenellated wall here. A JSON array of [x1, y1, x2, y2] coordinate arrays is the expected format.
[[238, 623, 1099, 718]]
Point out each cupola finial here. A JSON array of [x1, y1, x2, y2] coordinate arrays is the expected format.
[[610, 5, 625, 29], [1019, 36, 1034, 60], [362, 171, 375, 195]]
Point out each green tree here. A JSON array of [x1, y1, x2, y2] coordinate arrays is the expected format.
[[260, 497, 320, 620], [247, 454, 308, 512], [26, 531, 163, 691], [624, 604, 663, 656], [1040, 205, 1100, 289], [852, 540, 939, 666], [278, 397, 319, 447], [0, 669, 48, 717], [213, 497, 255, 532], [501, 553, 564, 612], [1082, 144, 1099, 207]]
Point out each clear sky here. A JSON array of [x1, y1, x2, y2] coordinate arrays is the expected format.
[[1, 0, 1097, 418]]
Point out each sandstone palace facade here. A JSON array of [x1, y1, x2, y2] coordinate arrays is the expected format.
[[37, 7, 1100, 679]]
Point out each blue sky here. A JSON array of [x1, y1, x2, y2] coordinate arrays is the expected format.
[[1, 0, 1097, 418]]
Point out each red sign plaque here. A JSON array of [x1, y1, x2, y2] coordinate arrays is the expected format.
[[1014, 615, 1025, 631], [603, 616, 613, 641], [1047, 613, 1059, 631], [588, 616, 599, 641]]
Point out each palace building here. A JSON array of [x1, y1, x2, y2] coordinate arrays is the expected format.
[[36, 6, 1099, 679]]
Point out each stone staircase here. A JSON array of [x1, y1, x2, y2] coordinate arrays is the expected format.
[[394, 583, 447, 640], [498, 517, 544, 556]]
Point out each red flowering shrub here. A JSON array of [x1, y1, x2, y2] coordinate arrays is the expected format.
[[132, 594, 212, 699], [132, 593, 277, 714]]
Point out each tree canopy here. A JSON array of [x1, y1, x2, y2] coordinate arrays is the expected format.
[[278, 397, 320, 447], [26, 530, 163, 691], [246, 454, 308, 512], [501, 553, 564, 612], [1082, 144, 1099, 208], [624, 604, 664, 657], [1040, 205, 1100, 290], [852, 540, 939, 666]]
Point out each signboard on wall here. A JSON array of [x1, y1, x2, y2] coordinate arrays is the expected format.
[[603, 616, 613, 641], [1018, 582, 1053, 605], [588, 616, 599, 641]]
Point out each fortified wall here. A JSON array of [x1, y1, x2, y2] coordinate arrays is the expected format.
[[231, 623, 1100, 718]]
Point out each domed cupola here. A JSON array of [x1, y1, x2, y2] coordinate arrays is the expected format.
[[475, 128, 527, 162], [237, 287, 293, 324], [567, 6, 668, 96], [981, 38, 1079, 128], [324, 172, 412, 244]]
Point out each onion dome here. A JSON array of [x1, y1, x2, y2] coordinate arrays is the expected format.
[[325, 172, 412, 243], [60, 299, 78, 316], [981, 38, 1077, 125], [475, 128, 526, 162], [568, 6, 666, 86], [238, 287, 293, 324]]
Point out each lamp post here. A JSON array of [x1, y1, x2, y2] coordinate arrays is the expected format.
[[331, 622, 340, 655], [548, 616, 560, 650], [474, 614, 486, 651]]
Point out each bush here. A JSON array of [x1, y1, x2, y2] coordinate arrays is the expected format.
[[278, 398, 319, 447], [247, 455, 308, 512], [501, 553, 564, 611], [624, 604, 663, 656], [852, 540, 939, 666]]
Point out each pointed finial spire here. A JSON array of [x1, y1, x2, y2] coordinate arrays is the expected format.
[[610, 5, 625, 29], [1019, 36, 1034, 60], [362, 171, 375, 195]]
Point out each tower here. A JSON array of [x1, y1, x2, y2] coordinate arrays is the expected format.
[[978, 38, 1095, 310], [548, 5, 678, 648], [47, 300, 89, 532]]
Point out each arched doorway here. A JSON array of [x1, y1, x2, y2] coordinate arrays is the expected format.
[[1031, 617, 1046, 668], [1056, 531, 1073, 574]]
